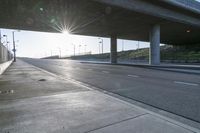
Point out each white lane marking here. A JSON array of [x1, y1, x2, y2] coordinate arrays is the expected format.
[[88, 69, 93, 71], [174, 81, 199, 86], [128, 75, 139, 78], [102, 71, 110, 74]]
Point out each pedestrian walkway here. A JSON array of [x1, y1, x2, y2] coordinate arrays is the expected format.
[[0, 60, 199, 133]]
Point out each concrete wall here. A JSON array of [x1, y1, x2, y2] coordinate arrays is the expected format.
[[0, 60, 13, 75], [0, 43, 13, 75], [0, 43, 13, 63]]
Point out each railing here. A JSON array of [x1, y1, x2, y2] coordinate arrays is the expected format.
[[173, 0, 200, 11]]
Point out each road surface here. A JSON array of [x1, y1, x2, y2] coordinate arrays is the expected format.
[[21, 58, 200, 123]]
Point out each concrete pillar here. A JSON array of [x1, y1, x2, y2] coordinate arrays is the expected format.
[[110, 35, 117, 64], [0, 44, 2, 63], [149, 24, 160, 65]]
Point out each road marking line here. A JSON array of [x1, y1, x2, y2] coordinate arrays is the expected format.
[[128, 75, 139, 78], [88, 69, 93, 71], [174, 81, 199, 86], [102, 71, 110, 74]]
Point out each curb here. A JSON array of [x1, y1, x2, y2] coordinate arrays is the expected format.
[[80, 61, 200, 75], [22, 59, 200, 133]]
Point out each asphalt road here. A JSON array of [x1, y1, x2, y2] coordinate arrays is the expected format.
[[21, 58, 200, 123]]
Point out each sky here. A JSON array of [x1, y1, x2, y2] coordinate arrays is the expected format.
[[0, 28, 150, 58]]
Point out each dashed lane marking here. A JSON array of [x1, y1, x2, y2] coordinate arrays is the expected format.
[[128, 75, 139, 78], [174, 81, 199, 86], [102, 71, 110, 74]]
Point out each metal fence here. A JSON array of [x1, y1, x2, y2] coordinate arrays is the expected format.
[[0, 43, 13, 63], [174, 0, 200, 11]]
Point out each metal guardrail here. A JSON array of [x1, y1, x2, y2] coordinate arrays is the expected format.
[[173, 0, 200, 11]]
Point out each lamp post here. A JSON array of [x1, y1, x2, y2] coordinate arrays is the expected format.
[[98, 43, 101, 54], [84, 45, 87, 54], [122, 40, 124, 52], [57, 47, 61, 58], [137, 41, 140, 50], [0, 30, 2, 44], [12, 30, 20, 62], [98, 38, 104, 54], [72, 44, 76, 56], [78, 45, 81, 55]]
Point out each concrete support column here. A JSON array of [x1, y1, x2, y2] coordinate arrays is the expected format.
[[149, 24, 160, 65], [110, 35, 117, 64], [0, 44, 3, 63]]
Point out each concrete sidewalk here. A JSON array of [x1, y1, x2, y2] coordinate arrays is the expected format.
[[0, 60, 199, 133]]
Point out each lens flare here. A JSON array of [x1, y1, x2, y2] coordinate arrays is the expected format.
[[62, 30, 70, 36]]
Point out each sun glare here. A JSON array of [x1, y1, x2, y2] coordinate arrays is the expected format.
[[62, 30, 70, 36]]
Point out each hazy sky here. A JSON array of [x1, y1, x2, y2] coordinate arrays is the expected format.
[[0, 29, 149, 58]]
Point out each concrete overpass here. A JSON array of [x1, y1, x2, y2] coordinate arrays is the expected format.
[[0, 0, 200, 65]]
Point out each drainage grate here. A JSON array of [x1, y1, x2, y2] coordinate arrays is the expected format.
[[0, 90, 14, 94], [38, 79, 46, 82]]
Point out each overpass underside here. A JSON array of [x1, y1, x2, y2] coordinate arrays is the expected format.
[[0, 0, 200, 64]]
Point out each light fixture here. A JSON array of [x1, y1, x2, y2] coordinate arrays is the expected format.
[[186, 30, 191, 33]]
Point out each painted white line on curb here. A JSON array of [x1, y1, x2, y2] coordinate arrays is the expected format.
[[174, 81, 199, 86], [128, 75, 139, 78], [102, 71, 110, 74]]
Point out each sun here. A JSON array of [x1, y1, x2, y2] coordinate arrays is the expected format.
[[62, 30, 70, 36]]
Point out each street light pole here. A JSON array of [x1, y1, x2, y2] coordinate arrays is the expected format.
[[84, 45, 87, 54], [137, 41, 140, 50], [98, 38, 104, 54], [57, 47, 61, 58], [50, 50, 53, 56], [122, 40, 124, 51], [72, 44, 76, 56], [78, 45, 81, 55], [98, 43, 101, 54], [101, 39, 103, 54], [12, 30, 20, 62], [12, 31, 16, 62], [0, 30, 1, 44]]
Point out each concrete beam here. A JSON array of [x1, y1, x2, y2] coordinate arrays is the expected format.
[[149, 24, 160, 65], [110, 35, 117, 64], [95, 0, 200, 27]]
